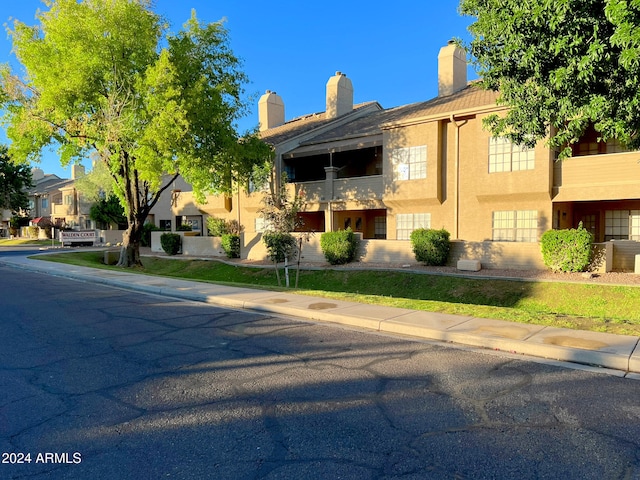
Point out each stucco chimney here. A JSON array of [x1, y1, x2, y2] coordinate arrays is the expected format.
[[31, 167, 44, 181], [258, 90, 285, 131], [71, 164, 85, 180], [438, 40, 467, 97], [326, 71, 353, 119]]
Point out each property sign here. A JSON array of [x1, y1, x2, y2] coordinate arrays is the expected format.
[[59, 230, 97, 246]]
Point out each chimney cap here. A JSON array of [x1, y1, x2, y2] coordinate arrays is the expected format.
[[335, 71, 345, 76]]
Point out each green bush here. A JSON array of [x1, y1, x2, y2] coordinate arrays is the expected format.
[[142, 222, 160, 247], [221, 234, 240, 258], [541, 223, 593, 272], [207, 216, 244, 236], [263, 232, 297, 263], [28, 225, 39, 239], [160, 232, 181, 255], [176, 224, 192, 231], [320, 229, 358, 265], [207, 216, 229, 236], [410, 228, 450, 266]]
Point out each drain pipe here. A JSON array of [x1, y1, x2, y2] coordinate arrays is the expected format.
[[450, 114, 467, 239]]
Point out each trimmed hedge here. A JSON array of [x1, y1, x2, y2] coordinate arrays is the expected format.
[[410, 228, 450, 266], [221, 234, 240, 258], [320, 229, 358, 265], [540, 223, 593, 272], [160, 233, 181, 255]]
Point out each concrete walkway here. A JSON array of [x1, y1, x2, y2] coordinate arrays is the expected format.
[[2, 251, 640, 378]]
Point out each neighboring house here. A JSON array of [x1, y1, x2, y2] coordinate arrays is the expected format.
[[170, 40, 640, 270], [27, 165, 95, 231]]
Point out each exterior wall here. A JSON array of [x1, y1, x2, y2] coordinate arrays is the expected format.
[[457, 114, 554, 242], [382, 122, 444, 240], [381, 114, 554, 243], [171, 188, 267, 236]]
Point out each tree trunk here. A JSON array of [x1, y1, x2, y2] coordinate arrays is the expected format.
[[117, 220, 144, 267]]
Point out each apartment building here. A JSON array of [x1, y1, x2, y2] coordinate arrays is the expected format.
[[170, 41, 640, 270]]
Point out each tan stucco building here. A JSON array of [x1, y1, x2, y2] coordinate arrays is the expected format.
[[170, 41, 640, 270]]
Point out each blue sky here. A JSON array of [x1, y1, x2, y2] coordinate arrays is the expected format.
[[0, 0, 476, 179]]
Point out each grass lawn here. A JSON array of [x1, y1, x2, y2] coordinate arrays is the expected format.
[[0, 238, 61, 246], [36, 250, 640, 336]]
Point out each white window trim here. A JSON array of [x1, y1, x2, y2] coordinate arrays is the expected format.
[[489, 137, 535, 173], [396, 213, 431, 240], [492, 210, 538, 242], [391, 145, 427, 181]]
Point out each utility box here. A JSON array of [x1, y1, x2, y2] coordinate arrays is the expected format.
[[457, 259, 481, 272]]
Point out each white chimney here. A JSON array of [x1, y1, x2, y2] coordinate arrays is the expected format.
[[258, 90, 285, 131], [31, 167, 44, 181], [326, 71, 353, 119], [71, 164, 85, 180], [438, 40, 467, 97]]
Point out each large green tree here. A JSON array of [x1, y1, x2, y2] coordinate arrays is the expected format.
[[1, 0, 269, 266], [460, 0, 640, 158], [0, 146, 32, 214]]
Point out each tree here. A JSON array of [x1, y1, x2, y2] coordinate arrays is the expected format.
[[259, 173, 306, 287], [0, 146, 32, 214], [89, 193, 127, 229], [459, 0, 640, 158], [1, 0, 270, 266]]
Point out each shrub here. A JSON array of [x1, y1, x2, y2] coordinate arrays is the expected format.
[[177, 224, 192, 231], [207, 216, 229, 236], [410, 228, 450, 266], [541, 223, 593, 272], [263, 232, 297, 263], [320, 229, 358, 265], [221, 233, 240, 258], [28, 225, 39, 239], [207, 216, 244, 236], [160, 233, 181, 255], [142, 223, 160, 247]]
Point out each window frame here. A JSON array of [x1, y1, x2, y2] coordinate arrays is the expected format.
[[396, 212, 431, 240], [391, 145, 427, 181], [488, 137, 535, 173], [492, 210, 538, 242]]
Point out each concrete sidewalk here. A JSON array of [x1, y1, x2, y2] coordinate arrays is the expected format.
[[2, 251, 640, 378]]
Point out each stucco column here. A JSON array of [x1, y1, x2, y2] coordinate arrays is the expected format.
[[324, 166, 339, 232]]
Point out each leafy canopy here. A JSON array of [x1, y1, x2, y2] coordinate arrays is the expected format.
[[460, 0, 640, 157], [0, 146, 32, 213], [1, 0, 270, 265]]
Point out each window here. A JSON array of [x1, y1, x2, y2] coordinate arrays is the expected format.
[[41, 198, 49, 209], [632, 211, 640, 241], [374, 216, 387, 239], [391, 145, 427, 181], [255, 217, 267, 233], [159, 220, 171, 231], [396, 213, 431, 240], [605, 210, 640, 241], [64, 194, 74, 205], [489, 137, 535, 172], [492, 210, 538, 242]]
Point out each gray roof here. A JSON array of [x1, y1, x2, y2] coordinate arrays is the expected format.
[[296, 84, 500, 147], [258, 102, 380, 146], [28, 176, 72, 195]]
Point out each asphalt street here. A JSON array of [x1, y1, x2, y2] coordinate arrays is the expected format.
[[1, 263, 639, 479]]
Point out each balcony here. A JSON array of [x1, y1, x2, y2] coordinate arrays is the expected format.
[[296, 175, 384, 206], [52, 203, 75, 216], [553, 151, 640, 202]]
